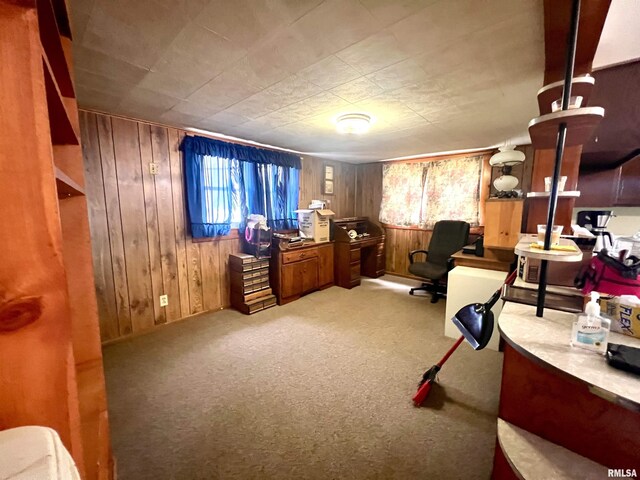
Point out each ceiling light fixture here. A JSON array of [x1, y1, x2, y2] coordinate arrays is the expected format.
[[335, 113, 374, 135]]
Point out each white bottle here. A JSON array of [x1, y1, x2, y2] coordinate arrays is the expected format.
[[571, 292, 611, 354]]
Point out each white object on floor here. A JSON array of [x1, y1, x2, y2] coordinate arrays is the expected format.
[[0, 426, 80, 480], [445, 266, 508, 351]]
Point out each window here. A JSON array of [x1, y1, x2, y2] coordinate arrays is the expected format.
[[182, 135, 301, 238], [379, 155, 483, 228]]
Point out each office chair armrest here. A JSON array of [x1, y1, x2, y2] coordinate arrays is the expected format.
[[408, 250, 429, 264], [446, 257, 456, 271]]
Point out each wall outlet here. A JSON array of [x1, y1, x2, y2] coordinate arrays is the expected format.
[[149, 163, 159, 175], [159, 295, 168, 307]]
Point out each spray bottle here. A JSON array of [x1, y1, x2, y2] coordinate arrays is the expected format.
[[571, 292, 611, 354]]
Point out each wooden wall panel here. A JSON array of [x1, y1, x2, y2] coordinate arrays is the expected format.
[[299, 156, 356, 218], [151, 125, 182, 321], [82, 112, 342, 341], [168, 129, 192, 319], [80, 111, 118, 341], [355, 162, 383, 224], [111, 117, 155, 332], [96, 114, 132, 337], [138, 123, 165, 326]]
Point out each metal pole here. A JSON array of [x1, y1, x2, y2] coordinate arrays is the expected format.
[[536, 0, 581, 317]]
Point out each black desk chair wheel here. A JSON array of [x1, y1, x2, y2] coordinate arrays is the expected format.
[[408, 220, 470, 303]]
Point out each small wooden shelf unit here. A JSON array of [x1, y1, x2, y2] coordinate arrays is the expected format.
[[0, 1, 112, 478]]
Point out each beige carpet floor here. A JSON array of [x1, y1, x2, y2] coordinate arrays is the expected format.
[[103, 275, 503, 480]]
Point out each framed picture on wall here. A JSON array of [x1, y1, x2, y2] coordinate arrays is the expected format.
[[323, 180, 334, 195], [323, 163, 335, 195], [324, 164, 334, 181]]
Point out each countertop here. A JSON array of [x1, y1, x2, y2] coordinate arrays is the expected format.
[[498, 301, 640, 411]]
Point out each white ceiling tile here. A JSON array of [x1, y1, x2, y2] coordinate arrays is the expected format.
[[76, 84, 123, 112], [330, 77, 383, 103], [366, 59, 429, 90], [335, 31, 409, 75], [72, 45, 149, 85], [279, 91, 351, 119], [204, 111, 251, 127], [169, 101, 221, 120], [297, 55, 362, 89], [196, 0, 286, 49], [262, 75, 324, 110], [81, 0, 189, 69], [236, 51, 292, 91], [159, 109, 207, 129], [151, 25, 246, 88], [136, 71, 199, 100], [118, 87, 181, 116], [74, 68, 136, 98], [186, 71, 261, 110], [292, 0, 378, 57]]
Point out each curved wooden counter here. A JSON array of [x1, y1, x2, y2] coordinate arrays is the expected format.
[[499, 302, 640, 412], [493, 302, 640, 477]]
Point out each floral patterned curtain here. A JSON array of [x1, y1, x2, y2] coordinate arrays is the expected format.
[[379, 155, 483, 229]]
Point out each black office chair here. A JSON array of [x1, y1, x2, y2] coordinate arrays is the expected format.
[[408, 220, 470, 303]]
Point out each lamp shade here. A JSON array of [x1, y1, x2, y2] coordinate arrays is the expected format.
[[489, 145, 525, 166], [493, 174, 519, 192]]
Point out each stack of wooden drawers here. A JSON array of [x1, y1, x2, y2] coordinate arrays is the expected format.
[[229, 253, 276, 314]]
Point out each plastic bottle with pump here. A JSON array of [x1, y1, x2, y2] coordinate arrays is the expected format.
[[570, 292, 611, 354]]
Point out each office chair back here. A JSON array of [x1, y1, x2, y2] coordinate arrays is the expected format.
[[428, 220, 470, 266]]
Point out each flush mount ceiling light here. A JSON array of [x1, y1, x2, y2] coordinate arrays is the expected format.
[[335, 113, 374, 134]]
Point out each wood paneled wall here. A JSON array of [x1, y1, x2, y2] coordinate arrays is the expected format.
[[299, 157, 356, 217], [355, 162, 383, 224], [80, 111, 357, 342]]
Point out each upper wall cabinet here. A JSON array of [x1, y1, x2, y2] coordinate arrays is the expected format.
[[616, 155, 640, 206], [576, 155, 640, 207]]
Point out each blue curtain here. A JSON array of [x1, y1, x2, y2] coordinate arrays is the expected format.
[[183, 151, 233, 238], [182, 135, 301, 169], [240, 162, 299, 230], [182, 135, 300, 237]]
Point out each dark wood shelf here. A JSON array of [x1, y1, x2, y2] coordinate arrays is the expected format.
[[537, 76, 595, 115], [55, 166, 84, 198], [50, 0, 72, 39], [37, 0, 74, 97], [43, 57, 79, 145], [528, 107, 604, 150]]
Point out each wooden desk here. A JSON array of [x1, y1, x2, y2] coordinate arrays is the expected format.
[[451, 248, 514, 272], [333, 217, 385, 289], [269, 241, 334, 305]]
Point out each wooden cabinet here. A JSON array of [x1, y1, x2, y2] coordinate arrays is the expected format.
[[282, 258, 319, 298], [317, 243, 334, 288], [615, 155, 640, 206], [576, 155, 640, 207], [270, 242, 334, 305], [484, 199, 524, 249], [0, 1, 111, 478]]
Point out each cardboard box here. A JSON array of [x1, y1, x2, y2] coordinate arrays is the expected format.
[[295, 209, 335, 243], [600, 297, 640, 339]]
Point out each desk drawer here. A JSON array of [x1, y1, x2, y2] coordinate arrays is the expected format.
[[282, 248, 317, 264], [350, 248, 361, 262]]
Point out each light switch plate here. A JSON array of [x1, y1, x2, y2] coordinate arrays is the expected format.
[[159, 295, 168, 307], [149, 163, 159, 175]]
